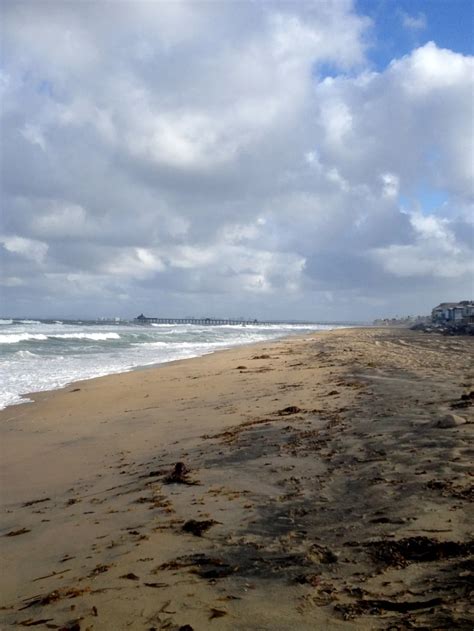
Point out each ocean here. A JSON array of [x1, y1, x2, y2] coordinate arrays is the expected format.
[[0, 318, 346, 410]]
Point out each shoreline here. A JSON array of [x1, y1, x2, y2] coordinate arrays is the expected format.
[[1, 326, 472, 630], [0, 326, 349, 413]]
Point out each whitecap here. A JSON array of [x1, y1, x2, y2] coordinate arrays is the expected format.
[[0, 333, 48, 344], [50, 332, 121, 341], [14, 350, 39, 358]]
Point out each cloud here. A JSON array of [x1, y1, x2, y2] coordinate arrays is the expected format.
[[20, 123, 47, 151], [371, 213, 474, 279], [400, 11, 427, 31], [0, 2, 472, 319], [1, 235, 48, 263]]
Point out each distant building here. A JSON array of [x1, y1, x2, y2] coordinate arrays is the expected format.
[[431, 301, 474, 325]]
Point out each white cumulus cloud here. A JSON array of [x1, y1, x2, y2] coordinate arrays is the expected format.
[[0, 1, 472, 320]]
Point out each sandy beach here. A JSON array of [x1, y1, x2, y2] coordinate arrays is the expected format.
[[0, 327, 473, 630]]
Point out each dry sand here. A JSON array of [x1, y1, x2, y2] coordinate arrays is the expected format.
[[0, 327, 473, 630]]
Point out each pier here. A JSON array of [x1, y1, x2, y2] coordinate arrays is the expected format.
[[135, 314, 268, 326]]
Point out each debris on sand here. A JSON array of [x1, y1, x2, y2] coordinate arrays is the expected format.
[[22, 498, 51, 508], [252, 354, 271, 360], [32, 569, 72, 583], [294, 573, 321, 586], [119, 573, 140, 580], [164, 462, 198, 485], [4, 527, 31, 537], [58, 622, 82, 631], [209, 608, 228, 619], [147, 469, 167, 477], [88, 564, 112, 577], [366, 536, 474, 568], [65, 498, 81, 506], [20, 587, 90, 609], [451, 391, 474, 409], [157, 554, 235, 579], [194, 565, 235, 579], [144, 582, 168, 588], [277, 406, 302, 416], [17, 618, 55, 627], [308, 544, 338, 564], [178, 626, 195, 631], [425, 479, 474, 501], [335, 597, 444, 620], [182, 519, 218, 537]]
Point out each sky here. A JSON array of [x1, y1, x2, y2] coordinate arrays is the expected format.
[[0, 0, 473, 321]]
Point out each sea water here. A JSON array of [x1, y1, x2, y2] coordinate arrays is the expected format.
[[0, 318, 346, 410]]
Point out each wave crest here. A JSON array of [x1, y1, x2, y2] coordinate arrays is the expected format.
[[0, 333, 48, 344], [0, 332, 120, 344], [50, 333, 121, 341], [15, 350, 39, 358]]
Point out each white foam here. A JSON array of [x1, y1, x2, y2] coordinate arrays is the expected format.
[[0, 319, 13, 325], [0, 320, 348, 410], [0, 333, 48, 344], [0, 391, 33, 408], [49, 332, 121, 341], [14, 350, 39, 358], [0, 332, 120, 344]]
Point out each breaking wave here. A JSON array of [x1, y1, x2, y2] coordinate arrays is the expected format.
[[49, 332, 121, 341], [15, 350, 39, 358], [0, 318, 349, 410], [0, 333, 48, 344], [0, 332, 120, 344]]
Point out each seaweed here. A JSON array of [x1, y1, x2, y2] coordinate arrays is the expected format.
[[366, 537, 474, 568], [88, 564, 112, 577], [119, 573, 139, 580], [277, 406, 302, 416], [209, 608, 227, 619], [163, 463, 199, 485], [157, 554, 235, 579], [182, 519, 218, 537], [17, 619, 54, 627], [4, 528, 31, 537], [20, 587, 90, 610], [23, 498, 51, 508], [335, 597, 443, 620]]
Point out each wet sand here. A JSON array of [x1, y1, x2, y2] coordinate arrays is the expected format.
[[0, 327, 473, 630]]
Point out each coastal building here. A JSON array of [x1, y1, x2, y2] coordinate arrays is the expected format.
[[431, 301, 474, 324]]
